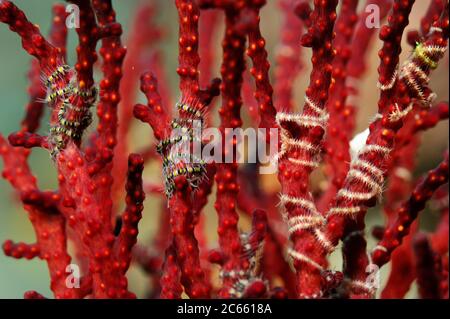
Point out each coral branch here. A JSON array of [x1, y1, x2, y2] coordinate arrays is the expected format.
[[90, 0, 126, 169], [320, 0, 359, 210], [168, 177, 210, 298], [160, 245, 183, 299], [276, 0, 338, 298], [2, 240, 40, 260], [114, 154, 145, 273], [0, 135, 80, 298], [68, 0, 99, 90], [274, 0, 305, 113], [0, 0, 448, 300], [209, 4, 248, 297], [0, 0, 60, 67], [413, 233, 443, 299], [113, 3, 163, 210], [373, 153, 449, 267], [242, 1, 277, 133], [176, 0, 201, 97], [322, 0, 447, 283], [347, 0, 392, 78], [134, 72, 171, 141]]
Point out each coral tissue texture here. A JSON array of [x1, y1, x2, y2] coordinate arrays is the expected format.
[[0, 0, 449, 299]]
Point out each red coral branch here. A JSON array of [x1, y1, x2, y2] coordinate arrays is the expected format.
[[114, 154, 145, 273], [413, 233, 444, 299], [0, 135, 81, 298], [2, 240, 40, 260], [160, 245, 184, 299], [213, 7, 247, 297], [69, 0, 99, 91], [113, 3, 163, 211], [373, 152, 449, 267], [320, 0, 359, 211], [380, 101, 448, 298], [347, 0, 392, 78], [242, 1, 277, 134], [0, 0, 448, 300], [276, 0, 338, 298], [168, 177, 210, 298], [274, 0, 305, 113], [134, 73, 171, 141], [0, 1, 60, 67], [89, 0, 126, 168]]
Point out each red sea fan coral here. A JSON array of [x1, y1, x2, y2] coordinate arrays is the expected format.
[[0, 0, 448, 299]]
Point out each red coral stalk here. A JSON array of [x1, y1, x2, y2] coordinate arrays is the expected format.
[[320, 0, 359, 211], [1, 0, 448, 300], [274, 0, 305, 113], [0, 1, 60, 67], [373, 153, 449, 267], [276, 0, 338, 298], [413, 233, 444, 299], [380, 101, 448, 298], [114, 154, 145, 273], [347, 0, 392, 78], [134, 0, 221, 298], [113, 3, 163, 210], [160, 245, 183, 299], [242, 1, 277, 135], [0, 135, 81, 298], [316, 0, 447, 297], [213, 7, 247, 297]]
